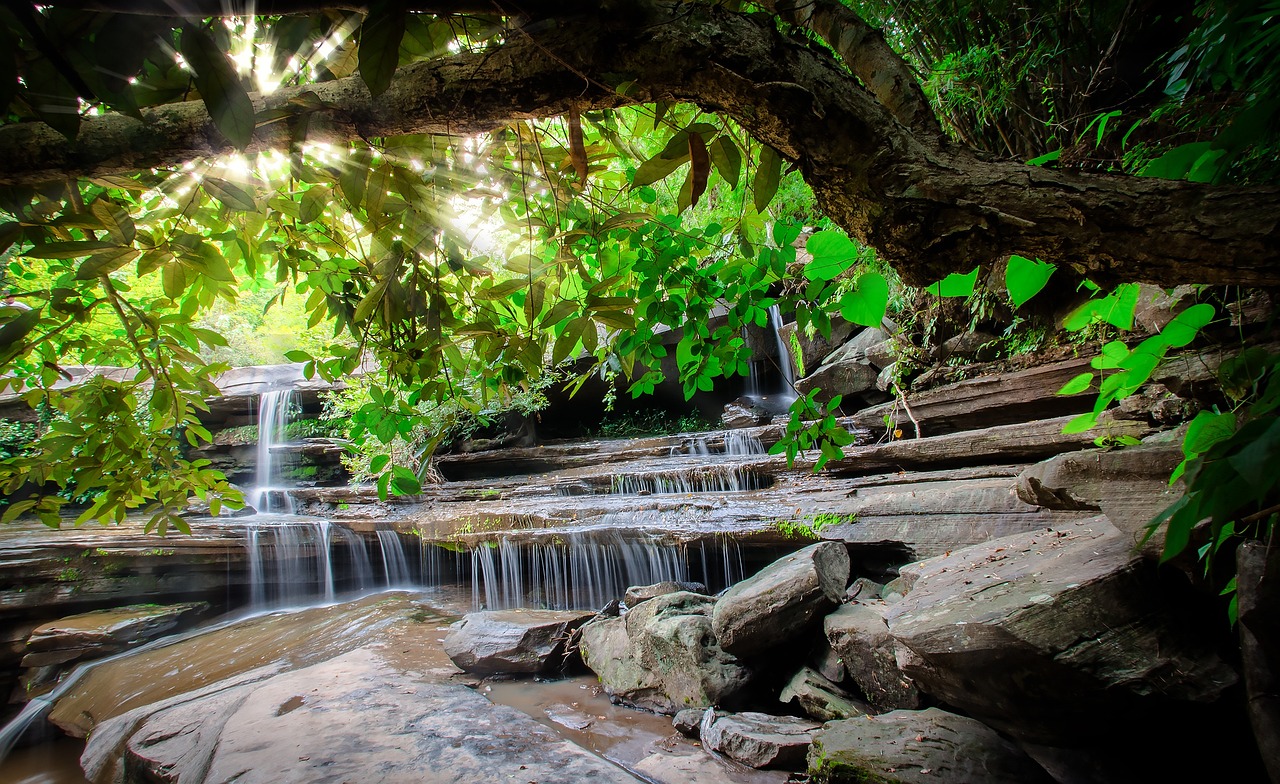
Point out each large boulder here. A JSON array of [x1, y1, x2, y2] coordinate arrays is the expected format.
[[578, 591, 752, 714], [722, 397, 772, 429], [885, 520, 1238, 744], [624, 581, 706, 608], [443, 609, 594, 675], [824, 602, 920, 711], [712, 542, 850, 657], [795, 359, 879, 404], [700, 708, 821, 769], [808, 708, 1053, 784]]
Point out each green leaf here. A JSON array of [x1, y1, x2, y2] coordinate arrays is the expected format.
[[24, 240, 121, 259], [837, 272, 889, 327], [74, 247, 139, 280], [1061, 412, 1098, 434], [359, 0, 407, 97], [369, 454, 390, 473], [1026, 149, 1061, 166], [753, 145, 783, 213], [1005, 255, 1055, 307], [1140, 142, 1213, 180], [181, 25, 256, 149], [804, 231, 859, 281], [709, 136, 742, 188], [1057, 372, 1094, 396], [1183, 410, 1238, 459], [1159, 303, 1215, 348], [203, 177, 258, 211], [925, 267, 979, 298], [0, 306, 41, 364], [23, 57, 80, 141], [633, 150, 689, 187], [90, 198, 136, 245], [162, 262, 188, 299]]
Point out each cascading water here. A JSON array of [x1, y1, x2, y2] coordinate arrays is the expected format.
[[745, 304, 798, 412], [610, 464, 772, 495], [247, 389, 296, 514], [245, 517, 383, 608], [377, 529, 413, 586], [464, 529, 745, 611]]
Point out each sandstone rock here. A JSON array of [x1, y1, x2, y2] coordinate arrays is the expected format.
[[700, 708, 821, 769], [940, 330, 998, 360], [824, 603, 920, 711], [712, 542, 850, 657], [794, 359, 878, 403], [25, 602, 207, 658], [875, 362, 897, 392], [822, 328, 890, 368], [845, 578, 883, 601], [779, 319, 857, 379], [443, 609, 593, 675], [779, 666, 869, 721], [817, 474, 1094, 561], [851, 355, 1098, 438], [1015, 441, 1184, 553], [579, 591, 752, 714], [625, 581, 707, 608], [82, 647, 644, 784], [809, 708, 1053, 784], [885, 521, 1239, 744], [20, 602, 209, 693], [673, 708, 703, 737], [809, 638, 847, 683], [723, 397, 772, 429], [826, 413, 1153, 479]]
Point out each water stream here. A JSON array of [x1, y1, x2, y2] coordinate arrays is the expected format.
[[246, 389, 296, 514]]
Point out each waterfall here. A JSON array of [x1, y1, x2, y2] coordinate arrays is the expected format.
[[247, 389, 296, 514], [767, 304, 798, 404], [464, 531, 722, 611], [377, 529, 412, 586], [609, 464, 771, 495], [245, 518, 382, 608]]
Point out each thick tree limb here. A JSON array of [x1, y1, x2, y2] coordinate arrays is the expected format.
[[1, 1, 1277, 287]]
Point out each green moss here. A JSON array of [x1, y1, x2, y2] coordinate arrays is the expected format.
[[55, 567, 82, 582]]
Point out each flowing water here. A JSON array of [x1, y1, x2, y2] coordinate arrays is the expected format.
[[246, 389, 295, 514]]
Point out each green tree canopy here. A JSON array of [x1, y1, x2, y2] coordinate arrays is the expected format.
[[0, 0, 1276, 530]]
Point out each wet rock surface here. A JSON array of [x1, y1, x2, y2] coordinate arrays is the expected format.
[[83, 647, 644, 784], [443, 609, 593, 675], [809, 707, 1054, 784], [700, 708, 821, 769], [579, 591, 752, 714], [712, 541, 850, 656], [778, 666, 868, 721]]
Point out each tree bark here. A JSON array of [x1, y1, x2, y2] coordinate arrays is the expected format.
[[1, 1, 1277, 287]]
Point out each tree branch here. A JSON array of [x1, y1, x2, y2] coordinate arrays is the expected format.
[[0, 1, 1276, 288]]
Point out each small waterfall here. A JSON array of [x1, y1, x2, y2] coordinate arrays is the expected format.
[[245, 518, 380, 608], [767, 304, 798, 404], [724, 430, 766, 455], [247, 389, 296, 514], [377, 529, 413, 586], [610, 464, 772, 495], [466, 531, 700, 611]]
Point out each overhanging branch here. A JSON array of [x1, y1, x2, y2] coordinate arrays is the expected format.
[[0, 0, 1276, 288]]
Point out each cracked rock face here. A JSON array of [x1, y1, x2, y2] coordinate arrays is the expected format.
[[884, 519, 1238, 744]]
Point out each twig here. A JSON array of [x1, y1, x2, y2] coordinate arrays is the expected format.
[[891, 379, 921, 439]]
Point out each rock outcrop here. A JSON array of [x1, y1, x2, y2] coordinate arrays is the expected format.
[[809, 708, 1053, 784], [578, 591, 752, 714], [712, 542, 849, 657], [443, 609, 594, 675], [884, 520, 1238, 744]]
